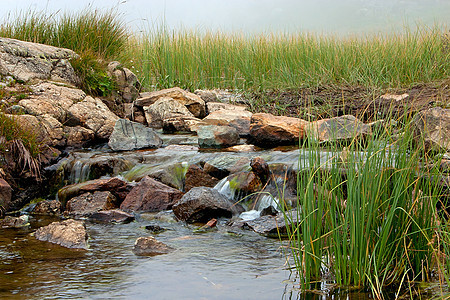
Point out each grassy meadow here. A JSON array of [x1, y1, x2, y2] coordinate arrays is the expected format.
[[1, 9, 450, 298]]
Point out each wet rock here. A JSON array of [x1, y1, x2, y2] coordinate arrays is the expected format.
[[66, 191, 117, 217], [412, 107, 450, 151], [107, 61, 141, 102], [120, 176, 184, 213], [0, 37, 79, 84], [68, 96, 119, 139], [34, 219, 88, 249], [144, 224, 166, 234], [250, 113, 309, 147], [57, 177, 130, 206], [250, 157, 270, 184], [206, 102, 248, 113], [133, 236, 174, 256], [203, 156, 251, 179], [64, 126, 95, 148], [108, 119, 163, 151], [0, 178, 12, 211], [244, 210, 300, 237], [309, 115, 371, 143], [89, 209, 134, 224], [0, 215, 29, 228], [184, 164, 220, 192], [227, 171, 262, 195], [162, 116, 206, 133], [31, 200, 62, 215], [173, 187, 244, 223], [193, 218, 218, 233], [136, 87, 206, 118], [164, 145, 199, 151], [197, 125, 240, 149], [144, 97, 195, 128], [203, 109, 252, 136], [148, 162, 188, 191], [225, 144, 255, 152]]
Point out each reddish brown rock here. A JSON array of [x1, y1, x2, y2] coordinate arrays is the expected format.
[[250, 157, 270, 184], [31, 200, 62, 215], [203, 156, 250, 179], [227, 171, 262, 195], [89, 209, 134, 223], [184, 164, 220, 192], [34, 219, 88, 249], [203, 109, 252, 136], [120, 176, 184, 212], [0, 178, 12, 211], [249, 113, 309, 147], [133, 236, 174, 256], [66, 191, 117, 217]]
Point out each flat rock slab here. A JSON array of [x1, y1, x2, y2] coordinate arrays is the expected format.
[[66, 191, 117, 217], [89, 209, 134, 224], [244, 210, 300, 237], [133, 236, 174, 256], [108, 119, 163, 151], [34, 219, 88, 249]]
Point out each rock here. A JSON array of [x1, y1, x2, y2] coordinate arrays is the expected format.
[[68, 96, 119, 139], [145, 224, 167, 234], [147, 162, 188, 191], [380, 93, 409, 102], [244, 210, 300, 237], [144, 97, 195, 128], [203, 109, 252, 136], [120, 176, 184, 212], [64, 126, 95, 148], [108, 119, 163, 151], [412, 107, 450, 151], [250, 157, 270, 184], [162, 116, 206, 133], [107, 61, 141, 102], [249, 113, 309, 147], [31, 200, 62, 215], [194, 89, 245, 104], [66, 191, 117, 217], [0, 37, 79, 84], [203, 156, 251, 179], [133, 236, 174, 256], [57, 177, 129, 206], [164, 145, 199, 151], [0, 215, 29, 228], [206, 102, 248, 113], [136, 87, 206, 118], [19, 82, 86, 123], [227, 171, 262, 195], [0, 178, 12, 211], [184, 164, 220, 192], [193, 218, 218, 233], [172, 187, 244, 223], [197, 125, 240, 149], [9, 114, 64, 147], [225, 144, 255, 152], [89, 209, 134, 223], [34, 219, 88, 249], [309, 115, 371, 143]]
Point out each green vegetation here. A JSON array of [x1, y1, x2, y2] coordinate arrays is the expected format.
[[278, 116, 450, 297]]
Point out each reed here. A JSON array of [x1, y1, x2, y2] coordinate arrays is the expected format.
[[280, 115, 449, 297]]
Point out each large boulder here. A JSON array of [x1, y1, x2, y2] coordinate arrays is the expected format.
[[68, 96, 119, 139], [133, 236, 174, 256], [197, 125, 240, 149], [249, 113, 309, 147], [0, 37, 79, 84], [34, 219, 88, 249], [136, 87, 206, 118], [144, 97, 195, 128], [108, 119, 162, 151], [120, 176, 184, 212], [309, 115, 371, 143], [203, 109, 252, 136], [412, 107, 450, 151], [172, 187, 244, 223], [66, 191, 117, 217], [0, 178, 12, 211]]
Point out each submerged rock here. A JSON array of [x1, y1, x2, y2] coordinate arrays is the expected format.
[[172, 187, 244, 223], [133, 236, 174, 256], [34, 219, 88, 249], [120, 176, 183, 213], [108, 119, 163, 151]]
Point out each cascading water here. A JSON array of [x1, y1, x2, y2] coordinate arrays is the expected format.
[[68, 160, 91, 184]]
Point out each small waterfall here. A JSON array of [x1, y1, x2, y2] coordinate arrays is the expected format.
[[68, 160, 91, 184], [214, 177, 235, 200], [256, 194, 280, 212]]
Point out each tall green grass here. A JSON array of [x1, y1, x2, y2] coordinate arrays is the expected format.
[[280, 116, 449, 298], [127, 26, 449, 91]]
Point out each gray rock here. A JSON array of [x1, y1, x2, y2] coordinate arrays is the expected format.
[[89, 209, 134, 223], [144, 97, 195, 128], [66, 191, 117, 217], [108, 119, 163, 151], [34, 219, 88, 249], [203, 109, 252, 136], [244, 210, 300, 237], [0, 37, 79, 84], [197, 125, 240, 149], [206, 102, 248, 113], [107, 61, 141, 102], [203, 155, 251, 179], [172, 187, 244, 223], [413, 107, 450, 151], [133, 236, 174, 256], [309, 115, 371, 143]]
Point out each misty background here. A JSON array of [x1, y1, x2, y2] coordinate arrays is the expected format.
[[0, 0, 449, 35]]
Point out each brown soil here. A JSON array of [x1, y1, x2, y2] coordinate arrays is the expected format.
[[247, 80, 450, 121]]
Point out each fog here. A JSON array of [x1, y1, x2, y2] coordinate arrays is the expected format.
[[1, 0, 449, 35]]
